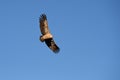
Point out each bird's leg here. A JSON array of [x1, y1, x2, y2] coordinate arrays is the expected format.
[[40, 33, 53, 42]]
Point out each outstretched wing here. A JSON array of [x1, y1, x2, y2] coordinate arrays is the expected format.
[[39, 14, 60, 53], [45, 38, 60, 53], [39, 14, 50, 35]]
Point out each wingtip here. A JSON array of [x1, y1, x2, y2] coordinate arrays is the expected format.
[[40, 13, 47, 21], [53, 48, 60, 54]]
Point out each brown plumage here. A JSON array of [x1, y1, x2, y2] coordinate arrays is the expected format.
[[39, 14, 60, 53]]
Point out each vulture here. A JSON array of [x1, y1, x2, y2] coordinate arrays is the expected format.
[[39, 14, 60, 53]]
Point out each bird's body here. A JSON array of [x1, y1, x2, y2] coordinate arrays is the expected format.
[[39, 14, 60, 53]]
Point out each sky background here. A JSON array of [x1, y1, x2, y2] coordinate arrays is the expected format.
[[0, 0, 120, 80]]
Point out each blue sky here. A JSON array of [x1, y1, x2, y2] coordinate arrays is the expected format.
[[0, 0, 120, 80]]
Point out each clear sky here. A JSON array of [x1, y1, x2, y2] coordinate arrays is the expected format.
[[0, 0, 120, 80]]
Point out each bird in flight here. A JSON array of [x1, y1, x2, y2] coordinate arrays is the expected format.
[[39, 14, 60, 53]]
